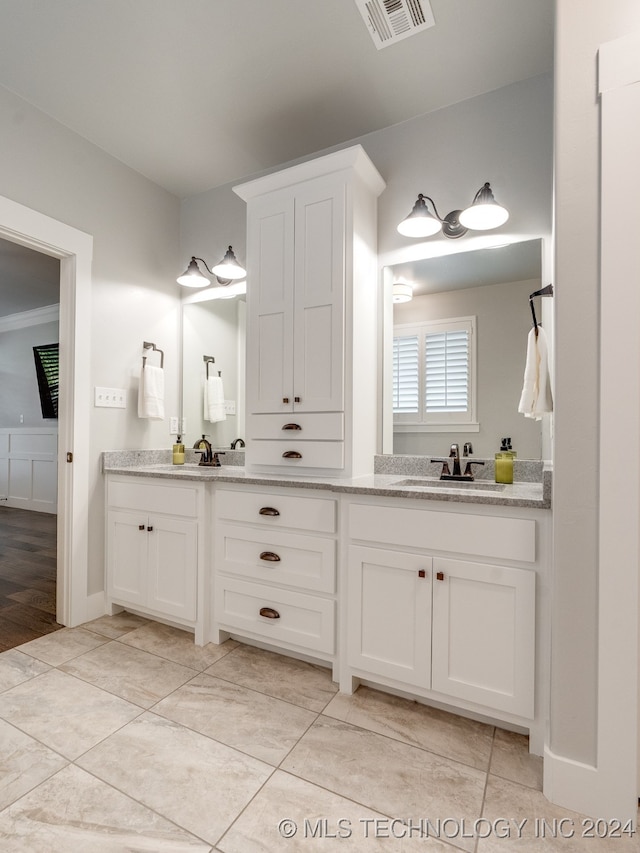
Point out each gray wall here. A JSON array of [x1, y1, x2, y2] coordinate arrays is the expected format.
[[0, 319, 59, 426], [0, 83, 181, 596]]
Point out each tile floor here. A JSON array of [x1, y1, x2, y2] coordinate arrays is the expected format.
[[0, 612, 637, 851]]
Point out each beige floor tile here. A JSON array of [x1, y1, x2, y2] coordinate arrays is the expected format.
[[324, 686, 494, 770], [0, 669, 141, 759], [17, 626, 108, 666], [218, 769, 453, 852], [118, 620, 238, 670], [0, 718, 67, 810], [489, 728, 543, 790], [154, 672, 317, 765], [281, 716, 486, 852], [81, 611, 150, 639], [480, 775, 640, 851], [0, 764, 211, 851], [59, 639, 197, 708], [78, 711, 273, 845], [204, 644, 338, 712], [0, 649, 50, 693]]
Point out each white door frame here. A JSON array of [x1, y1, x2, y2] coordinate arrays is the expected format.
[[0, 195, 93, 627]]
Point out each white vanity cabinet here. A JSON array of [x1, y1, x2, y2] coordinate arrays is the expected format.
[[105, 475, 205, 637], [213, 485, 338, 660], [344, 497, 545, 727], [234, 145, 385, 478]]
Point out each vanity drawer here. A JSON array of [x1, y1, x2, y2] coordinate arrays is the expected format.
[[248, 412, 344, 441], [216, 524, 336, 593], [107, 477, 200, 518], [214, 575, 335, 655], [348, 503, 536, 563], [248, 439, 344, 470], [215, 487, 336, 533]]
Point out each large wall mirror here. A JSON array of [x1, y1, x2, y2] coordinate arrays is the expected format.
[[383, 238, 546, 459], [181, 292, 246, 450]]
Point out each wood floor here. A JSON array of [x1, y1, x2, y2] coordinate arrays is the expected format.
[[0, 506, 62, 651]]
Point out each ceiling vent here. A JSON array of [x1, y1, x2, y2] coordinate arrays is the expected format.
[[353, 0, 435, 50]]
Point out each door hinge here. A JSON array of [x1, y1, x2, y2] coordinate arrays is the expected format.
[[66, 452, 73, 463]]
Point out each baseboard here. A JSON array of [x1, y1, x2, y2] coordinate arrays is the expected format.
[[543, 745, 637, 821], [85, 591, 106, 623]]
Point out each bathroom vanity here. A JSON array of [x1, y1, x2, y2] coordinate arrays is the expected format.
[[103, 456, 551, 752]]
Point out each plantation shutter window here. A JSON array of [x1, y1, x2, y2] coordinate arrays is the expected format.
[[393, 317, 476, 429]]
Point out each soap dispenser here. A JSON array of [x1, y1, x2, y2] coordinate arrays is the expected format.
[[172, 435, 185, 465], [495, 438, 513, 485]]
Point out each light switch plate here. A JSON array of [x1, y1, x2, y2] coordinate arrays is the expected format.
[[94, 387, 126, 408], [170, 417, 179, 434], [224, 400, 236, 415]]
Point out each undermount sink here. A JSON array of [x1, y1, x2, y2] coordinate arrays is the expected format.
[[392, 477, 506, 492]]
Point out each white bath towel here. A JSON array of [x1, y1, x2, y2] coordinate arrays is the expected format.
[[204, 375, 226, 423], [138, 365, 165, 420], [518, 326, 553, 420]]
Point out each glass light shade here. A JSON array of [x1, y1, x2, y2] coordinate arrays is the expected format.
[[392, 281, 413, 303], [397, 195, 442, 238], [177, 258, 210, 288], [211, 246, 246, 281], [458, 183, 509, 231]]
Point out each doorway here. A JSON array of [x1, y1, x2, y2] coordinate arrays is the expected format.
[[0, 237, 62, 648], [0, 193, 93, 632]]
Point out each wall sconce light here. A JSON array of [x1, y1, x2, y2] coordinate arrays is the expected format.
[[392, 281, 413, 303], [397, 183, 509, 240], [177, 245, 246, 288]]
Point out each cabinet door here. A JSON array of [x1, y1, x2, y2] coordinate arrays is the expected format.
[[431, 558, 535, 717], [348, 546, 432, 687], [246, 189, 295, 413], [107, 510, 148, 607], [146, 516, 198, 621], [293, 176, 345, 412]]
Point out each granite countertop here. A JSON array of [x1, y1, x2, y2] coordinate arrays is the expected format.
[[103, 451, 551, 509]]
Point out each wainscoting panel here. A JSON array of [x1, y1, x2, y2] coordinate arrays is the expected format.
[[0, 428, 57, 513]]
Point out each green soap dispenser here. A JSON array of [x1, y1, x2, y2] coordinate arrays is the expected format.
[[172, 435, 185, 465], [495, 438, 514, 484]]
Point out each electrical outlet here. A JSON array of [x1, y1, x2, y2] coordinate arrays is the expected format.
[[170, 417, 179, 434], [181, 418, 187, 434], [224, 400, 236, 415], [94, 387, 126, 408]]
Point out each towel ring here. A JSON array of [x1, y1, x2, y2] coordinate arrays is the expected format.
[[142, 341, 164, 368]]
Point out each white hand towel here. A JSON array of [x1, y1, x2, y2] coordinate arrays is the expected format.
[[204, 375, 226, 423], [138, 365, 165, 419], [518, 326, 553, 420]]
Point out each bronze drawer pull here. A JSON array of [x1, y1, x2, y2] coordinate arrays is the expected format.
[[147, 526, 153, 532], [259, 506, 280, 517], [259, 606, 280, 620], [282, 423, 302, 430], [260, 551, 281, 562], [294, 396, 301, 403], [282, 397, 289, 404], [138, 524, 145, 531], [436, 571, 445, 581], [282, 450, 302, 459], [418, 569, 426, 578]]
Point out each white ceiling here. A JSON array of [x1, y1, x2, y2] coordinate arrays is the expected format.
[[0, 0, 554, 198]]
